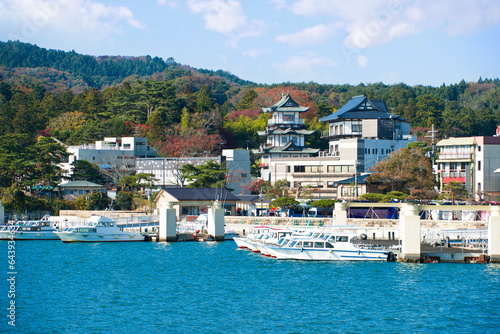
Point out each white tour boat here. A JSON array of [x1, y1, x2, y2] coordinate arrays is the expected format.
[[56, 216, 145, 243], [268, 231, 394, 261], [0, 216, 59, 240]]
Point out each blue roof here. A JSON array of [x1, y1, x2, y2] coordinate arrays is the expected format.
[[319, 95, 392, 122], [333, 174, 370, 186]]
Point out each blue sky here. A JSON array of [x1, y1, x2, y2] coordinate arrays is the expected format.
[[1, 0, 500, 86]]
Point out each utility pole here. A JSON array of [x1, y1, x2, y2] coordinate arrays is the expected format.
[[354, 159, 358, 200], [425, 124, 438, 164]]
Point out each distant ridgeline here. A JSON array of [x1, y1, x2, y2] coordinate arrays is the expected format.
[[0, 40, 254, 89]]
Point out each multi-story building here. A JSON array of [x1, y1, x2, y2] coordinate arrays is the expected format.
[[436, 136, 500, 201], [253, 93, 319, 181], [136, 150, 252, 195], [319, 95, 415, 172], [256, 95, 416, 200], [60, 137, 158, 180]]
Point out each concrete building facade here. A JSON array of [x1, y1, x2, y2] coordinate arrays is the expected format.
[[436, 136, 500, 201]]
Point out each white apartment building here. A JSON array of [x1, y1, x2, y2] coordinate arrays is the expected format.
[[60, 137, 158, 180], [136, 150, 252, 195], [436, 136, 500, 201]]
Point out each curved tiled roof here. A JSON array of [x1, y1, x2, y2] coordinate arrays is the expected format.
[[319, 95, 399, 122]]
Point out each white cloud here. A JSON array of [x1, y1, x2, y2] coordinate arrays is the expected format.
[[273, 51, 338, 72], [0, 0, 145, 43], [243, 48, 269, 58], [286, 0, 500, 49], [272, 51, 339, 82], [269, 0, 288, 10], [186, 0, 247, 34], [187, 0, 270, 47], [355, 55, 368, 68], [157, 0, 180, 8], [276, 23, 336, 48]]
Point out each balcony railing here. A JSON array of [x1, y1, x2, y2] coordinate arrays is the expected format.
[[441, 171, 467, 178], [438, 153, 473, 160], [268, 119, 305, 125]]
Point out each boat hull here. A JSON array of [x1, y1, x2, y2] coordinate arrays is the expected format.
[[0, 231, 59, 240], [269, 247, 390, 261], [57, 233, 145, 243]]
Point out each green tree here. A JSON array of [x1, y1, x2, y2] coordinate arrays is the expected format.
[[29, 136, 70, 187], [310, 199, 336, 217], [69, 160, 106, 184], [181, 161, 228, 188], [440, 181, 468, 204], [196, 85, 216, 114], [114, 191, 135, 210], [270, 196, 299, 216], [236, 89, 258, 111]]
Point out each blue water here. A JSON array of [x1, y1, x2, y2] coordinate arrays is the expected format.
[[1, 240, 499, 334]]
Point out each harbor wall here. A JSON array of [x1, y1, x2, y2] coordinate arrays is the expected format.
[[225, 217, 488, 231]]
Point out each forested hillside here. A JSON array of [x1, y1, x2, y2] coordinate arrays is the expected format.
[[1, 40, 500, 157]]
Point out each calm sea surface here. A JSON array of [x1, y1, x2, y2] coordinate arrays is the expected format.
[[1, 240, 499, 334]]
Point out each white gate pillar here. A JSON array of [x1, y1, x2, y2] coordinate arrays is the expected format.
[[159, 202, 177, 242], [399, 203, 421, 262], [488, 206, 500, 263], [208, 201, 225, 241], [334, 202, 347, 225]]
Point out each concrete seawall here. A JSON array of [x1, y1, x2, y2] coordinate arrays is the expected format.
[[225, 217, 488, 238]]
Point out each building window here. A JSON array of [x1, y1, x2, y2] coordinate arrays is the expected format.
[[294, 166, 305, 173], [478, 161, 481, 171], [283, 114, 294, 122], [478, 146, 481, 152], [241, 173, 248, 178], [181, 206, 199, 215], [305, 166, 323, 173], [352, 124, 362, 132], [341, 186, 362, 196], [329, 165, 354, 173]]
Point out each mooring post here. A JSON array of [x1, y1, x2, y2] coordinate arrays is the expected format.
[[159, 202, 177, 242], [488, 206, 500, 263], [399, 203, 421, 262], [334, 202, 347, 225], [208, 201, 225, 241]]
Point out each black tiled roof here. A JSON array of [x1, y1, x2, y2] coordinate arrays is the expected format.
[[162, 188, 240, 201]]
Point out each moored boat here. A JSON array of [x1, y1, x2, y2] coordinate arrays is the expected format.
[[0, 215, 59, 240], [269, 232, 393, 261], [56, 216, 145, 243]]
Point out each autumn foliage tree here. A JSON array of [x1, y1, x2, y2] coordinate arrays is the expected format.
[[155, 125, 223, 157], [368, 145, 436, 194]]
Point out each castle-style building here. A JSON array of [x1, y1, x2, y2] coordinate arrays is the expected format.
[[255, 94, 416, 200], [319, 95, 415, 172], [253, 93, 319, 181]]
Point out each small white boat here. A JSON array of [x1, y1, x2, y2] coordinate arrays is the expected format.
[[269, 232, 393, 261], [0, 216, 59, 240], [56, 216, 145, 243]]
